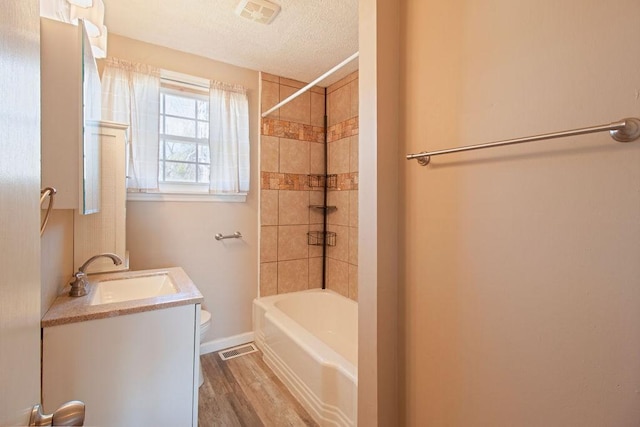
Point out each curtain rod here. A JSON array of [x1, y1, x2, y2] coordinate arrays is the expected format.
[[261, 52, 359, 118], [406, 118, 640, 166]]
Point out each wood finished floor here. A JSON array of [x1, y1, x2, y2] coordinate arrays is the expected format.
[[198, 348, 318, 427]]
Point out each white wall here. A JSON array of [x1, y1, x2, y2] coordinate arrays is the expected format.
[[400, 0, 640, 425], [107, 35, 260, 342]]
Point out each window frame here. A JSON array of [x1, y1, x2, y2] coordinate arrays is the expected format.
[[127, 69, 247, 203]]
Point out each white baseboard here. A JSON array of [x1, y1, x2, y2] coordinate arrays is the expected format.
[[200, 331, 254, 355]]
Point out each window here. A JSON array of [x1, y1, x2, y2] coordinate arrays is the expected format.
[[103, 61, 249, 202], [158, 88, 210, 186], [157, 70, 213, 196]]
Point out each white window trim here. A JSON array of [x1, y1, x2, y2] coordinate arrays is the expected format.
[[160, 69, 210, 92], [127, 190, 247, 203]]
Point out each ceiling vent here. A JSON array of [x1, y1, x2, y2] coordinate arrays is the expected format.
[[235, 0, 281, 25]]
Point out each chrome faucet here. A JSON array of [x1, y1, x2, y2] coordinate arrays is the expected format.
[[69, 253, 123, 297]]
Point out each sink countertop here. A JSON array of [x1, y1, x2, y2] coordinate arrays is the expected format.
[[42, 267, 204, 327]]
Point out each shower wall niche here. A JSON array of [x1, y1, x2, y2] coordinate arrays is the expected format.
[[259, 71, 359, 301]]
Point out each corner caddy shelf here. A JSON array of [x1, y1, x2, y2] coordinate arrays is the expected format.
[[309, 205, 337, 212], [307, 174, 338, 189], [307, 231, 337, 247]]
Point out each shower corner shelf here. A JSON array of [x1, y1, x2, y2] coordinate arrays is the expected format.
[[307, 174, 338, 189], [307, 231, 336, 247], [309, 205, 337, 212]]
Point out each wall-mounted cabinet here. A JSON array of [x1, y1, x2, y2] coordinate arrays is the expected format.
[[74, 121, 128, 273], [41, 17, 101, 214]]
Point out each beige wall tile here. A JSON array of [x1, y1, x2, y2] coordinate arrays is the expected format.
[[311, 91, 325, 127], [327, 84, 351, 126], [261, 190, 278, 226], [261, 73, 279, 83], [309, 142, 325, 175], [308, 223, 324, 258], [277, 225, 309, 261], [349, 78, 359, 119], [348, 226, 358, 265], [327, 190, 349, 226], [261, 80, 280, 120], [280, 85, 310, 124], [309, 191, 325, 224], [328, 138, 350, 175], [280, 138, 309, 175], [326, 258, 349, 297], [261, 226, 278, 263], [327, 71, 357, 94], [349, 190, 358, 228], [327, 224, 349, 262], [278, 259, 309, 293], [261, 135, 279, 173], [260, 262, 278, 297], [279, 77, 306, 89], [309, 257, 323, 289], [279, 190, 309, 225], [350, 135, 359, 173], [348, 263, 358, 301], [327, 79, 343, 95]]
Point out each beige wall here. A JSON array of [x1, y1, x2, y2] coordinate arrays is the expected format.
[[400, 0, 640, 425], [41, 210, 74, 316], [259, 71, 359, 300], [107, 34, 260, 342], [359, 0, 400, 424]]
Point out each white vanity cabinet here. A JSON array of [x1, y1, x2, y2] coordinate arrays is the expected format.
[[42, 304, 201, 426], [73, 121, 128, 273], [41, 17, 101, 214]]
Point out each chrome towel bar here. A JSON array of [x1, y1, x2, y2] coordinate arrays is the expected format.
[[215, 231, 242, 241], [406, 117, 640, 166]]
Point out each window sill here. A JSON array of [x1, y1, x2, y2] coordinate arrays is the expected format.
[[127, 191, 247, 203]]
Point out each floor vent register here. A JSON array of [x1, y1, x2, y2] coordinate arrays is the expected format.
[[218, 343, 259, 361]]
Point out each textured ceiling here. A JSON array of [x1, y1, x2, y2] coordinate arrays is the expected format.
[[104, 0, 359, 86]]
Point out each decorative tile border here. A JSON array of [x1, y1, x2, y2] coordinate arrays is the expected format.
[[260, 171, 358, 191], [327, 117, 359, 143], [261, 118, 325, 143], [261, 116, 358, 144], [261, 172, 309, 190], [334, 172, 359, 191]]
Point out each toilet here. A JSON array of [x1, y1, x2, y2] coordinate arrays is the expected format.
[[199, 309, 212, 387]]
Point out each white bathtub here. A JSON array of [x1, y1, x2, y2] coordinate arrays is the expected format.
[[253, 289, 358, 426]]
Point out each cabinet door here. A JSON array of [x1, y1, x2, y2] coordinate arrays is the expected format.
[[43, 305, 198, 426], [41, 17, 101, 214]]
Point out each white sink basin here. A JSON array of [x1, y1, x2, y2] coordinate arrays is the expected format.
[[90, 273, 178, 305]]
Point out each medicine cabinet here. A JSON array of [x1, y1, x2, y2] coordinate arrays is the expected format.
[[41, 17, 101, 214]]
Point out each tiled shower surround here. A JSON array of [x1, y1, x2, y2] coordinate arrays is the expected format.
[[260, 71, 359, 301]]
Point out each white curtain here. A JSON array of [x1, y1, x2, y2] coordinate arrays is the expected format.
[[209, 81, 250, 193], [101, 58, 160, 191]]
